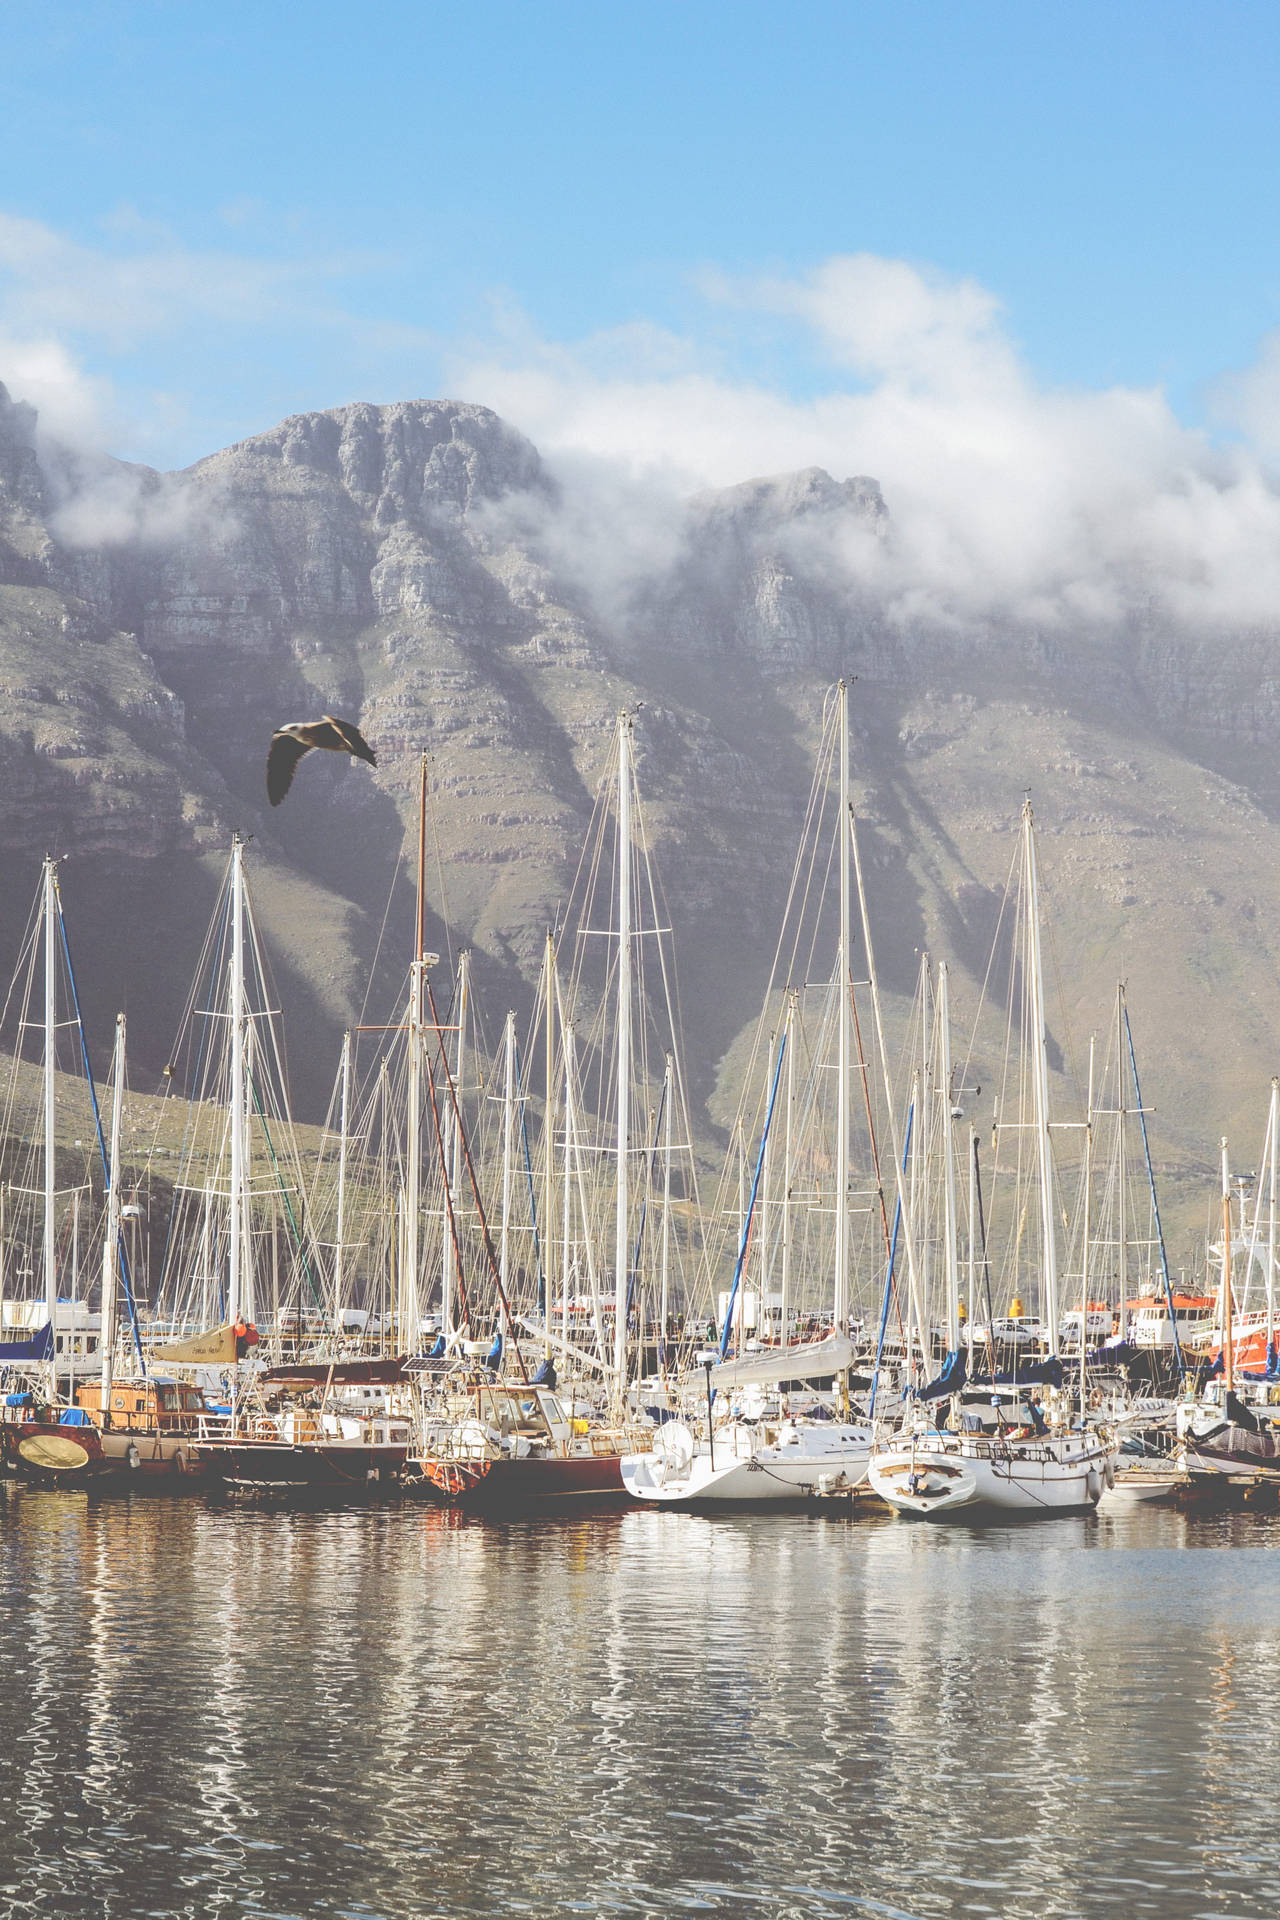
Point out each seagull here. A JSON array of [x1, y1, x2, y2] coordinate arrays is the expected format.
[[266, 716, 377, 806]]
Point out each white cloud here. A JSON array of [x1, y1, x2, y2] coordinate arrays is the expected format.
[[449, 256, 1280, 633]]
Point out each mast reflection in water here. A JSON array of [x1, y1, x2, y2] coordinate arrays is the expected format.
[[3, 1488, 1280, 1918]]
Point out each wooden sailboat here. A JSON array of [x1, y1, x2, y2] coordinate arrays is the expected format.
[[869, 801, 1117, 1518]]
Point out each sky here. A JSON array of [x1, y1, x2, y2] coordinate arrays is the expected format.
[[5, 1, 1280, 632]]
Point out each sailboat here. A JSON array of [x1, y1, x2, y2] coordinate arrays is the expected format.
[[1176, 1134, 1280, 1481], [621, 682, 888, 1509], [142, 833, 414, 1493], [2, 857, 120, 1484], [868, 801, 1117, 1518], [405, 717, 674, 1509]]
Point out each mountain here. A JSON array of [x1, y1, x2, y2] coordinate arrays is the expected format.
[[2, 378, 1280, 1263]]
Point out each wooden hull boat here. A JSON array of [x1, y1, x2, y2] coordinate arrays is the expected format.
[[194, 1437, 408, 1491], [406, 1450, 626, 1511], [7, 1420, 114, 1486]]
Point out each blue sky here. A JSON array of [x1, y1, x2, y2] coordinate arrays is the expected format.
[[2, 0, 1280, 486]]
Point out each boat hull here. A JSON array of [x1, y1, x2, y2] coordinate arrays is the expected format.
[[8, 1422, 114, 1486], [869, 1433, 1115, 1519], [406, 1452, 626, 1512], [621, 1423, 873, 1508], [195, 1440, 407, 1490]]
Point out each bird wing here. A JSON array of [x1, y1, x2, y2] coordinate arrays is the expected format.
[[266, 731, 312, 806], [324, 716, 378, 767]]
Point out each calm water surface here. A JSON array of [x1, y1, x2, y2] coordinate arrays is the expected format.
[[2, 1485, 1278, 1919]]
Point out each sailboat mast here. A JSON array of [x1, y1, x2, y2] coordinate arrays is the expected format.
[[1269, 1079, 1278, 1362], [1082, 1031, 1095, 1410], [834, 680, 851, 1333], [404, 753, 428, 1352], [1022, 802, 1060, 1357], [780, 991, 796, 1350], [613, 712, 633, 1397], [543, 933, 556, 1358], [100, 1014, 125, 1405], [334, 1029, 351, 1333], [938, 962, 960, 1349], [43, 856, 57, 1395], [500, 1009, 515, 1335], [1222, 1136, 1234, 1392], [442, 951, 468, 1344], [659, 1055, 673, 1354], [228, 835, 246, 1331], [1116, 985, 1128, 1338]]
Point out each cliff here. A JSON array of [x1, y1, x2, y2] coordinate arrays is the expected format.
[[2, 379, 1280, 1259]]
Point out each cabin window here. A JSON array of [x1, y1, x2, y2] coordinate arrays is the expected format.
[[158, 1389, 177, 1410]]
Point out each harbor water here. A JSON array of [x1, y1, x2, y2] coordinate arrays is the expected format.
[[3, 1487, 1279, 1919]]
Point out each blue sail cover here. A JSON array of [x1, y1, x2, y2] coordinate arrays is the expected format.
[[0, 1324, 53, 1363], [915, 1349, 968, 1401], [485, 1331, 503, 1372], [969, 1355, 1066, 1389]]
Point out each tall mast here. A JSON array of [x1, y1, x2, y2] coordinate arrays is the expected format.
[[1221, 1136, 1234, 1393], [613, 712, 633, 1398], [543, 933, 556, 1358], [938, 962, 960, 1349], [442, 950, 468, 1344], [1082, 1031, 1095, 1410], [99, 1014, 126, 1404], [404, 753, 429, 1352], [1022, 801, 1060, 1357], [834, 680, 851, 1333], [228, 835, 246, 1330], [500, 1009, 516, 1339], [334, 1028, 351, 1334], [1269, 1079, 1278, 1364], [780, 991, 796, 1350], [1116, 985, 1128, 1337], [659, 1055, 673, 1356], [42, 856, 57, 1396]]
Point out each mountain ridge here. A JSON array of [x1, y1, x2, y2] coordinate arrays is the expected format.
[[2, 379, 1280, 1261]]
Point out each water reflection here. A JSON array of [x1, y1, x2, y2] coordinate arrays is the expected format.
[[2, 1484, 1280, 1917]]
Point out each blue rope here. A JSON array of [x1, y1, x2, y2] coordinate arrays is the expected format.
[[719, 1032, 787, 1360], [869, 1103, 913, 1419]]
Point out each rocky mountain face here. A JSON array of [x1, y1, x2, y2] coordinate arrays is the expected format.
[[3, 379, 1280, 1259]]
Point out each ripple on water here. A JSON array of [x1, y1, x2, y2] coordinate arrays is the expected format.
[[3, 1490, 1280, 1917]]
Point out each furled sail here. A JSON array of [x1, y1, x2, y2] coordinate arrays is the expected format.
[[147, 1323, 239, 1366], [707, 1332, 854, 1391]]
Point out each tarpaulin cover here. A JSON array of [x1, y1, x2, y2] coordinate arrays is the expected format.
[[969, 1356, 1065, 1389], [0, 1325, 53, 1362], [915, 1349, 968, 1401]]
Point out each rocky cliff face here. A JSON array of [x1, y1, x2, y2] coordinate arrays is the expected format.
[[3, 378, 1280, 1254]]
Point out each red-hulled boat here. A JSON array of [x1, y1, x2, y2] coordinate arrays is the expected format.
[[406, 1380, 633, 1512]]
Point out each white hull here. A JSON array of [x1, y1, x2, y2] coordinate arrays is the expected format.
[[622, 1419, 873, 1507], [869, 1430, 1116, 1519], [1099, 1463, 1183, 1505]]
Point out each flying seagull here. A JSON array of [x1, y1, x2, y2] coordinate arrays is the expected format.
[[266, 716, 377, 806]]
